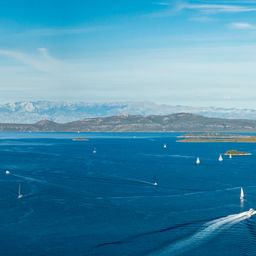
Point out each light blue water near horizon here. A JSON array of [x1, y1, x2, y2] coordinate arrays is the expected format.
[[0, 132, 256, 255]]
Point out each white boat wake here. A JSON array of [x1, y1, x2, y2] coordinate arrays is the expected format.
[[12, 174, 49, 185], [108, 186, 241, 200], [151, 210, 255, 256]]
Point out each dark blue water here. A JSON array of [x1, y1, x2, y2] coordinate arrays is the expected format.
[[1, 132, 256, 256]]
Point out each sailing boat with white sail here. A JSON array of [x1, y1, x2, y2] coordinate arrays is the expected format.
[[218, 154, 223, 162], [240, 187, 244, 201], [196, 157, 200, 165], [17, 184, 23, 199]]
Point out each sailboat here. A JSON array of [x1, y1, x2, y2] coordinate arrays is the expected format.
[[5, 170, 10, 175], [17, 184, 23, 199], [92, 148, 97, 154], [196, 157, 200, 165], [240, 187, 244, 201], [218, 154, 223, 162], [229, 154, 232, 159], [163, 144, 167, 149]]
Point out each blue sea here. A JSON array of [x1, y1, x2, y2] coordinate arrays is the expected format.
[[1, 132, 256, 256]]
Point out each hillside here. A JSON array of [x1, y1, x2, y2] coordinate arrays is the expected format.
[[0, 113, 256, 132]]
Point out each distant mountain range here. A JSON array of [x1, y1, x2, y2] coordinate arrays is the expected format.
[[1, 113, 256, 132], [0, 101, 256, 123]]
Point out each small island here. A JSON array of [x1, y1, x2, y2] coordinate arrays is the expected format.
[[224, 150, 252, 156], [72, 138, 89, 141], [177, 134, 256, 143]]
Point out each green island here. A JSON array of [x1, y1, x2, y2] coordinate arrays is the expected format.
[[177, 134, 256, 143], [224, 150, 252, 156]]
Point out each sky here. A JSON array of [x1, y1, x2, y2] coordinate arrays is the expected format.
[[0, 0, 256, 107]]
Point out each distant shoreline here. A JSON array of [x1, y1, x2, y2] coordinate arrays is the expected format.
[[1, 130, 256, 133], [0, 113, 256, 133], [178, 140, 256, 143], [177, 134, 256, 143]]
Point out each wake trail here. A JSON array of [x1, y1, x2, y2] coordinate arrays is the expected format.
[[48, 172, 158, 187], [150, 210, 254, 256], [141, 154, 194, 159], [12, 174, 49, 185], [11, 173, 98, 198], [109, 186, 241, 200], [93, 216, 218, 250], [104, 174, 158, 186]]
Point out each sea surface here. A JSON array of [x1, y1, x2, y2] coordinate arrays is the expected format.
[[0, 132, 256, 256]]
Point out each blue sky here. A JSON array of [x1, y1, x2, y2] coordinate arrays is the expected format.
[[0, 0, 256, 107]]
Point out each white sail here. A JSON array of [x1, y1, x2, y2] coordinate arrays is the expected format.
[[240, 187, 244, 200], [229, 154, 232, 159], [163, 144, 167, 149], [17, 184, 23, 199], [196, 157, 200, 165], [218, 154, 223, 161]]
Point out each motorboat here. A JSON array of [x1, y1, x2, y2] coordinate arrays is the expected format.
[[247, 208, 256, 217]]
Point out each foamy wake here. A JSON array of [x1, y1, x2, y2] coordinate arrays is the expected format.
[[151, 210, 253, 256]]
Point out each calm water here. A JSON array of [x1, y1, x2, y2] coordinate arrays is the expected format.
[[0, 132, 256, 256]]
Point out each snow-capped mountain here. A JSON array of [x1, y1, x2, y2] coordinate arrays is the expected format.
[[0, 101, 255, 123]]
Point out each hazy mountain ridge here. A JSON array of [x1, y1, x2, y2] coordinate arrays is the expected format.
[[0, 113, 256, 132], [0, 101, 256, 123]]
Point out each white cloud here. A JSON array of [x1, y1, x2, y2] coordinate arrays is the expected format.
[[152, 1, 256, 16], [190, 16, 216, 22], [0, 48, 62, 72], [182, 3, 256, 13], [229, 22, 255, 30], [0, 45, 256, 107], [13, 25, 112, 38], [37, 47, 48, 57]]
